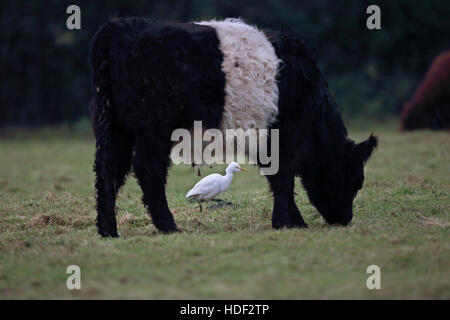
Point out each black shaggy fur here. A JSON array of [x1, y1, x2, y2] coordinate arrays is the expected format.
[[264, 30, 378, 228], [89, 17, 378, 237]]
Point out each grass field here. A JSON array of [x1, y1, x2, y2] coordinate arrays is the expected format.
[[0, 120, 449, 299]]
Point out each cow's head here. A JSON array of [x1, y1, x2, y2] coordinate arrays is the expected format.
[[302, 134, 378, 225]]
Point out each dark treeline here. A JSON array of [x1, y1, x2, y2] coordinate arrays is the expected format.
[[1, 0, 449, 127]]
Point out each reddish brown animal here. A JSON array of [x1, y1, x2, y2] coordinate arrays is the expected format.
[[401, 50, 450, 130]]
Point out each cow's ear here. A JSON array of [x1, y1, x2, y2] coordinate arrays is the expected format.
[[355, 134, 378, 164]]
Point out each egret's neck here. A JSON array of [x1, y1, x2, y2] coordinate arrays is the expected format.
[[223, 169, 235, 184], [219, 167, 236, 192]]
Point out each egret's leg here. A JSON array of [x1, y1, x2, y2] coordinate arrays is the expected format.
[[192, 162, 201, 176], [198, 201, 203, 212]]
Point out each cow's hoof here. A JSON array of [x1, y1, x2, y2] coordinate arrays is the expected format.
[[98, 229, 119, 238], [156, 222, 180, 234], [272, 219, 308, 229], [287, 222, 308, 229], [272, 220, 290, 230], [288, 218, 308, 229], [159, 227, 180, 234]]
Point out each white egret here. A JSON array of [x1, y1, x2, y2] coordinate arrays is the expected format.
[[186, 162, 247, 211]]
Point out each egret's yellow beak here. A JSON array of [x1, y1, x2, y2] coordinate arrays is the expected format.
[[239, 167, 247, 172]]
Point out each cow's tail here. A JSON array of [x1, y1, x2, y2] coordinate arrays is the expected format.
[[89, 21, 116, 141], [89, 21, 119, 236]]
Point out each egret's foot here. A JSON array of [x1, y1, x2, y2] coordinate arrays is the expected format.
[[208, 201, 237, 210], [189, 200, 203, 212], [210, 199, 234, 205]]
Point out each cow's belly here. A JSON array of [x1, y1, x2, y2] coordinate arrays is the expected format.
[[196, 19, 281, 132]]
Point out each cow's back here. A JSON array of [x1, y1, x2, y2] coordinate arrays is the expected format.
[[105, 18, 226, 131], [93, 18, 324, 136]]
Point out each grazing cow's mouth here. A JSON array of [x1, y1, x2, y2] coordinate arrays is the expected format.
[[340, 216, 352, 226], [322, 209, 353, 226]]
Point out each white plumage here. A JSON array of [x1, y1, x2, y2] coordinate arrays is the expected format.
[[186, 162, 247, 211]]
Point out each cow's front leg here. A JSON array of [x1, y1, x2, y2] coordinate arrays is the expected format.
[[288, 197, 308, 228], [266, 171, 292, 229], [285, 175, 308, 228], [267, 172, 308, 228]]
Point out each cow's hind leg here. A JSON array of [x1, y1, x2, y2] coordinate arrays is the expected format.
[[133, 134, 178, 233], [94, 126, 134, 238], [267, 171, 307, 229]]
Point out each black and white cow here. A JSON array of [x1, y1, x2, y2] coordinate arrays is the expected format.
[[89, 17, 378, 237]]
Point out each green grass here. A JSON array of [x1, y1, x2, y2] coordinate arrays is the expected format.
[[0, 120, 449, 299]]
